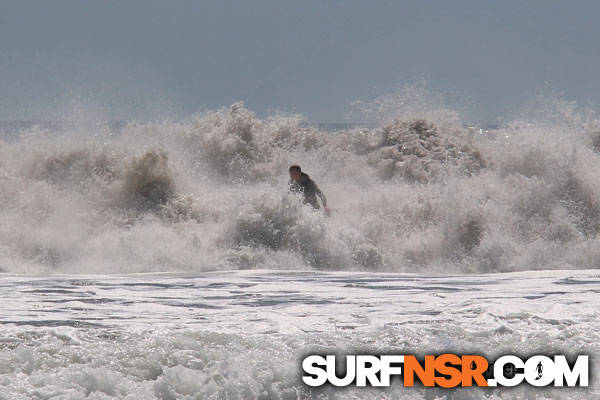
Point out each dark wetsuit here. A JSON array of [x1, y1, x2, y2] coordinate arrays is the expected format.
[[289, 172, 327, 209]]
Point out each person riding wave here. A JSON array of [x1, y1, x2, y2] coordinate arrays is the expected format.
[[288, 165, 329, 214]]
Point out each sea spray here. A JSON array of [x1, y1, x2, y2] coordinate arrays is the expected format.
[[1, 99, 600, 273]]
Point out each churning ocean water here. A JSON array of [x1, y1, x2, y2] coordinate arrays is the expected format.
[[0, 99, 599, 399]]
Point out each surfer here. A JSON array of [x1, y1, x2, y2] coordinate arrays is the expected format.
[[535, 361, 543, 380], [288, 165, 329, 214]]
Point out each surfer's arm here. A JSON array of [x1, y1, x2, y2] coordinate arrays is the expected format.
[[314, 184, 327, 208], [316, 186, 330, 215]]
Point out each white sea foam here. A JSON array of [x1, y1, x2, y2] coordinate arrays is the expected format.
[[1, 94, 600, 274], [0, 270, 596, 399]]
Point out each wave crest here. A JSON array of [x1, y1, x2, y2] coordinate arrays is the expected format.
[[2, 97, 600, 273], [368, 119, 486, 182]]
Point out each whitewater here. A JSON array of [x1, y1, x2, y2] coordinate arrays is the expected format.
[[0, 97, 599, 398]]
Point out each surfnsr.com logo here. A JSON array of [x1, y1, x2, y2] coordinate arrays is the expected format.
[[302, 354, 588, 388]]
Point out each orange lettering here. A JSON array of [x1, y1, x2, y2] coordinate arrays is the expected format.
[[434, 354, 462, 388], [461, 355, 489, 387], [404, 355, 435, 386]]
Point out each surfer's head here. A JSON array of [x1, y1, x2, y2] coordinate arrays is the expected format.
[[289, 165, 302, 182]]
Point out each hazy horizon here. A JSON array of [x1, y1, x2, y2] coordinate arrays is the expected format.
[[2, 1, 600, 124]]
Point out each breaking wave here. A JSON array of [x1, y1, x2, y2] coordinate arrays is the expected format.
[[2, 95, 600, 274]]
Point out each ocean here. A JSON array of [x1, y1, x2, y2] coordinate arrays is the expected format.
[[0, 102, 598, 398]]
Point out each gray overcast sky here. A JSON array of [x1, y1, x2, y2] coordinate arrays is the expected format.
[[1, 1, 600, 123]]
